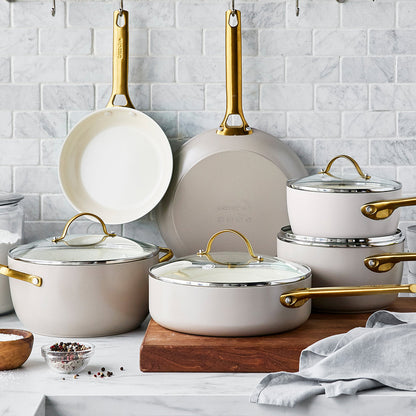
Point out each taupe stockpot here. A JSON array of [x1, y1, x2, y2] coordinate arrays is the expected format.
[[0, 213, 172, 337], [287, 155, 416, 238], [149, 230, 415, 337]]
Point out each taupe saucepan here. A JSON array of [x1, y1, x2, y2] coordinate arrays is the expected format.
[[287, 155, 416, 238], [0, 213, 173, 337], [149, 229, 415, 337], [157, 8, 306, 257]]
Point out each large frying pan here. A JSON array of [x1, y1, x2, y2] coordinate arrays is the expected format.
[[157, 8, 307, 256], [59, 9, 172, 225]]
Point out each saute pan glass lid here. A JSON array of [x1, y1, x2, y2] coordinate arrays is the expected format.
[[9, 213, 158, 265], [288, 155, 401, 193], [149, 229, 311, 287]]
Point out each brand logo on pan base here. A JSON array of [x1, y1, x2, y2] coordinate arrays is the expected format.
[[216, 201, 252, 224]]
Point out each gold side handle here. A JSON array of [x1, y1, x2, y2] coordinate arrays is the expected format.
[[320, 155, 371, 180], [158, 247, 173, 263], [106, 10, 134, 109], [217, 9, 252, 136], [361, 197, 416, 220], [281, 284, 416, 308], [364, 252, 416, 273], [0, 265, 42, 287], [53, 213, 116, 244], [197, 229, 263, 263]]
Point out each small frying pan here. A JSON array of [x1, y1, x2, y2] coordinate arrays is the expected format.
[[156, 8, 307, 256], [59, 9, 172, 225]]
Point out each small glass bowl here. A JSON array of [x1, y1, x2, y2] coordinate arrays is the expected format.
[[41, 343, 95, 374]]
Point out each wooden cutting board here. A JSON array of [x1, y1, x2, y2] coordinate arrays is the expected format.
[[139, 298, 415, 373]]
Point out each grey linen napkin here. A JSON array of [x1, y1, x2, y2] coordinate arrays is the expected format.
[[251, 310, 416, 407]]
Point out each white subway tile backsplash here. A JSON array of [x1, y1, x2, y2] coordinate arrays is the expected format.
[[42, 85, 94, 111], [152, 84, 204, 110], [41, 138, 64, 166], [40, 29, 93, 55], [15, 166, 60, 193], [398, 112, 416, 138], [0, 58, 10, 83], [42, 194, 78, 221], [398, 57, 416, 83], [316, 84, 368, 111], [342, 2, 395, 28], [246, 111, 286, 138], [177, 2, 227, 29], [0, 166, 12, 192], [371, 140, 416, 166], [12, 1, 64, 28], [287, 0, 339, 28], [68, 57, 111, 83], [398, 167, 416, 194], [260, 30, 311, 56], [287, 57, 339, 83], [129, 57, 175, 82], [128, 1, 175, 29], [370, 30, 416, 55], [0, 139, 39, 165], [0, 85, 40, 111], [178, 111, 223, 138], [0, 112, 12, 138], [371, 84, 416, 111], [151, 30, 202, 56], [21, 195, 40, 222], [260, 84, 313, 111], [315, 140, 368, 165], [0, 29, 37, 55], [244, 57, 284, 83], [178, 56, 224, 83], [15, 112, 67, 139], [283, 139, 314, 166], [206, 84, 259, 111], [398, 1, 416, 29], [0, 1, 9, 27], [343, 112, 396, 139], [288, 112, 340, 138], [13, 57, 65, 83], [341, 57, 395, 84], [68, 2, 114, 28], [239, 2, 286, 29], [313, 30, 366, 56], [205, 29, 258, 56], [144, 112, 178, 139]]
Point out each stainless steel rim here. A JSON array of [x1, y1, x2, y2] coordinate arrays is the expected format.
[[278, 226, 404, 248]]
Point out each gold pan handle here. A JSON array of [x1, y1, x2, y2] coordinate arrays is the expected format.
[[361, 197, 416, 220], [281, 284, 416, 308], [364, 252, 416, 273], [0, 265, 42, 287]]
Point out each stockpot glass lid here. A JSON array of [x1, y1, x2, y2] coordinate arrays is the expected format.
[[278, 226, 404, 248], [149, 230, 311, 287], [9, 213, 158, 265], [287, 155, 401, 193]]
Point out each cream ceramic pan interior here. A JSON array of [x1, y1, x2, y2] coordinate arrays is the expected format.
[[59, 107, 173, 224]]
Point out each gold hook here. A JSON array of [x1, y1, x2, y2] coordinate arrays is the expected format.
[[119, 0, 124, 16], [51, 0, 56, 16]]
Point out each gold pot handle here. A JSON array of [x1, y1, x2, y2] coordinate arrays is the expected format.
[[364, 252, 416, 273], [0, 265, 42, 287], [53, 212, 116, 244], [158, 247, 173, 263], [281, 284, 416, 308], [320, 155, 371, 180], [361, 197, 416, 220], [217, 9, 251, 136], [197, 229, 263, 263], [106, 9, 134, 109]]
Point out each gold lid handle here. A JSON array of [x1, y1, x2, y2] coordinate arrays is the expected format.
[[320, 155, 371, 180], [281, 284, 416, 308], [364, 252, 416, 273], [0, 265, 42, 287], [197, 229, 263, 263], [361, 197, 416, 220], [158, 247, 174, 263], [216, 9, 252, 136], [53, 213, 116, 244], [106, 10, 134, 109]]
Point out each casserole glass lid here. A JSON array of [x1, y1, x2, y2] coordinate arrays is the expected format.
[[287, 155, 401, 193], [150, 229, 311, 287], [9, 213, 158, 265]]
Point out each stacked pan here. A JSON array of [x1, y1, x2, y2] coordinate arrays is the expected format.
[[277, 154, 416, 312]]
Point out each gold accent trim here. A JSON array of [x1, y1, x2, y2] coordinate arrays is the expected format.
[[197, 229, 263, 264], [217, 9, 252, 136], [364, 252, 416, 273], [53, 213, 116, 244], [320, 155, 371, 180], [281, 284, 416, 308], [0, 264, 42, 287], [106, 10, 134, 109], [158, 247, 173, 263], [361, 197, 416, 220]]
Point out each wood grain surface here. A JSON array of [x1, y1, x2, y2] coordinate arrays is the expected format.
[[140, 298, 415, 373]]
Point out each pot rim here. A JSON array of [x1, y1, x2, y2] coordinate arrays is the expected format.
[[278, 226, 404, 248]]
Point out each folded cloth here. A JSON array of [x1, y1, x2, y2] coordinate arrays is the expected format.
[[251, 310, 416, 407]]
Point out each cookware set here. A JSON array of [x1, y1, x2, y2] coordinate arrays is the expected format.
[[1, 5, 415, 339]]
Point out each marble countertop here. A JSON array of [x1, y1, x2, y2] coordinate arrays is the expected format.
[[1, 312, 416, 416]]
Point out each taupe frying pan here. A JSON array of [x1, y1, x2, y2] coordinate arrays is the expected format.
[[157, 8, 307, 256], [59, 10, 172, 225]]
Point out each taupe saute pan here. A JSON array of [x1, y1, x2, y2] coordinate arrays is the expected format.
[[149, 229, 416, 337], [59, 9, 172, 225], [156, 8, 306, 256]]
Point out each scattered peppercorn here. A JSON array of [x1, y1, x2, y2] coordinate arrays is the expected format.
[[100, 374, 104, 378], [94, 374, 97, 378], [88, 371, 91, 375], [101, 367, 105, 372], [62, 378, 65, 380], [120, 366, 124, 371]]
